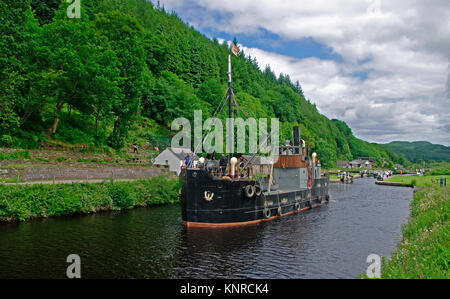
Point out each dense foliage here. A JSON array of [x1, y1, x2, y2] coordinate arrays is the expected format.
[[425, 162, 450, 176], [0, 0, 406, 168], [0, 175, 180, 222], [384, 141, 450, 163]]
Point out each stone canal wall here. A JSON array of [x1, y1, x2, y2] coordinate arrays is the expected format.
[[0, 164, 173, 182]]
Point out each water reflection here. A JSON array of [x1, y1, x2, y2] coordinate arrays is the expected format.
[[0, 178, 412, 279]]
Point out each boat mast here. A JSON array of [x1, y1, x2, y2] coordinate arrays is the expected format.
[[227, 54, 233, 165]]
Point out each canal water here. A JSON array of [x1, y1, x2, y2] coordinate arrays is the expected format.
[[0, 178, 412, 279]]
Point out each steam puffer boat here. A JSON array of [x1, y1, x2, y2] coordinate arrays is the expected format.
[[180, 126, 330, 228], [179, 51, 330, 228]]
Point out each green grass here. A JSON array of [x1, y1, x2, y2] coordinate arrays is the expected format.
[[0, 150, 31, 160], [381, 184, 449, 278], [361, 174, 450, 278], [0, 175, 180, 222], [386, 175, 450, 187], [0, 178, 20, 184]]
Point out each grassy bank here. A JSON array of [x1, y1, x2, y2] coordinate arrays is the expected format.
[[381, 183, 449, 278], [386, 175, 449, 187], [0, 175, 180, 223]]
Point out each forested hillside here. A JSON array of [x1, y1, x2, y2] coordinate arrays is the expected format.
[[0, 0, 405, 168], [384, 141, 450, 163]]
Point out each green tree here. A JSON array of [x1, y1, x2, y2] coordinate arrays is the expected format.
[[36, 7, 121, 136], [196, 79, 224, 108], [147, 71, 211, 126], [30, 0, 60, 25], [94, 10, 145, 148], [0, 0, 40, 134]]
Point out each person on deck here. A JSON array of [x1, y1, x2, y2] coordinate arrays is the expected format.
[[184, 153, 191, 168]]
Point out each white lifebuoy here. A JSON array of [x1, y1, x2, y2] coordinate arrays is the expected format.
[[254, 185, 262, 196], [244, 185, 255, 198], [264, 208, 271, 218], [295, 202, 300, 211]]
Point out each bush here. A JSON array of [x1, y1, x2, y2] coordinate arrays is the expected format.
[[0, 135, 14, 147], [0, 176, 180, 222], [108, 184, 134, 209], [52, 113, 97, 146], [0, 150, 31, 160], [107, 130, 126, 150], [9, 130, 46, 149]]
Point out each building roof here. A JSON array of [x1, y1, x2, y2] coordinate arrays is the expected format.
[[351, 159, 373, 164], [168, 147, 192, 154], [358, 157, 375, 162], [167, 147, 192, 160], [154, 147, 196, 163]]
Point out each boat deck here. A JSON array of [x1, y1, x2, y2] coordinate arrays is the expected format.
[[263, 189, 306, 196]]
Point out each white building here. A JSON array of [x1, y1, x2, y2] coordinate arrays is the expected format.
[[153, 147, 195, 175]]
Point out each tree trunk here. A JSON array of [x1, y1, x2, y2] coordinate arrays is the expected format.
[[50, 116, 59, 135], [48, 98, 63, 135]]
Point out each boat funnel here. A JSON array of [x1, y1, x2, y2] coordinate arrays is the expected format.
[[293, 126, 300, 154]]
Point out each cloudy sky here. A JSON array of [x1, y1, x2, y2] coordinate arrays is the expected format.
[[160, 0, 450, 145]]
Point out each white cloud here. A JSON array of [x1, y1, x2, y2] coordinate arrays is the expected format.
[[161, 0, 450, 145]]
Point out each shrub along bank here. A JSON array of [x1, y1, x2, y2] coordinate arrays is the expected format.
[[0, 176, 180, 222], [381, 184, 449, 278]]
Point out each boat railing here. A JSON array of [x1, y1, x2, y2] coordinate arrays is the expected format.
[[185, 164, 255, 180], [275, 145, 306, 156]]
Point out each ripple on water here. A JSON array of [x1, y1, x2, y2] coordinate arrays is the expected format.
[[0, 178, 413, 279]]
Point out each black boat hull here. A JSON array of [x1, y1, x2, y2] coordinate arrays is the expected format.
[[180, 169, 329, 227]]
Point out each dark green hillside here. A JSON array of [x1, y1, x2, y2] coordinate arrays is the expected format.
[[384, 141, 450, 163], [0, 0, 399, 168]]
